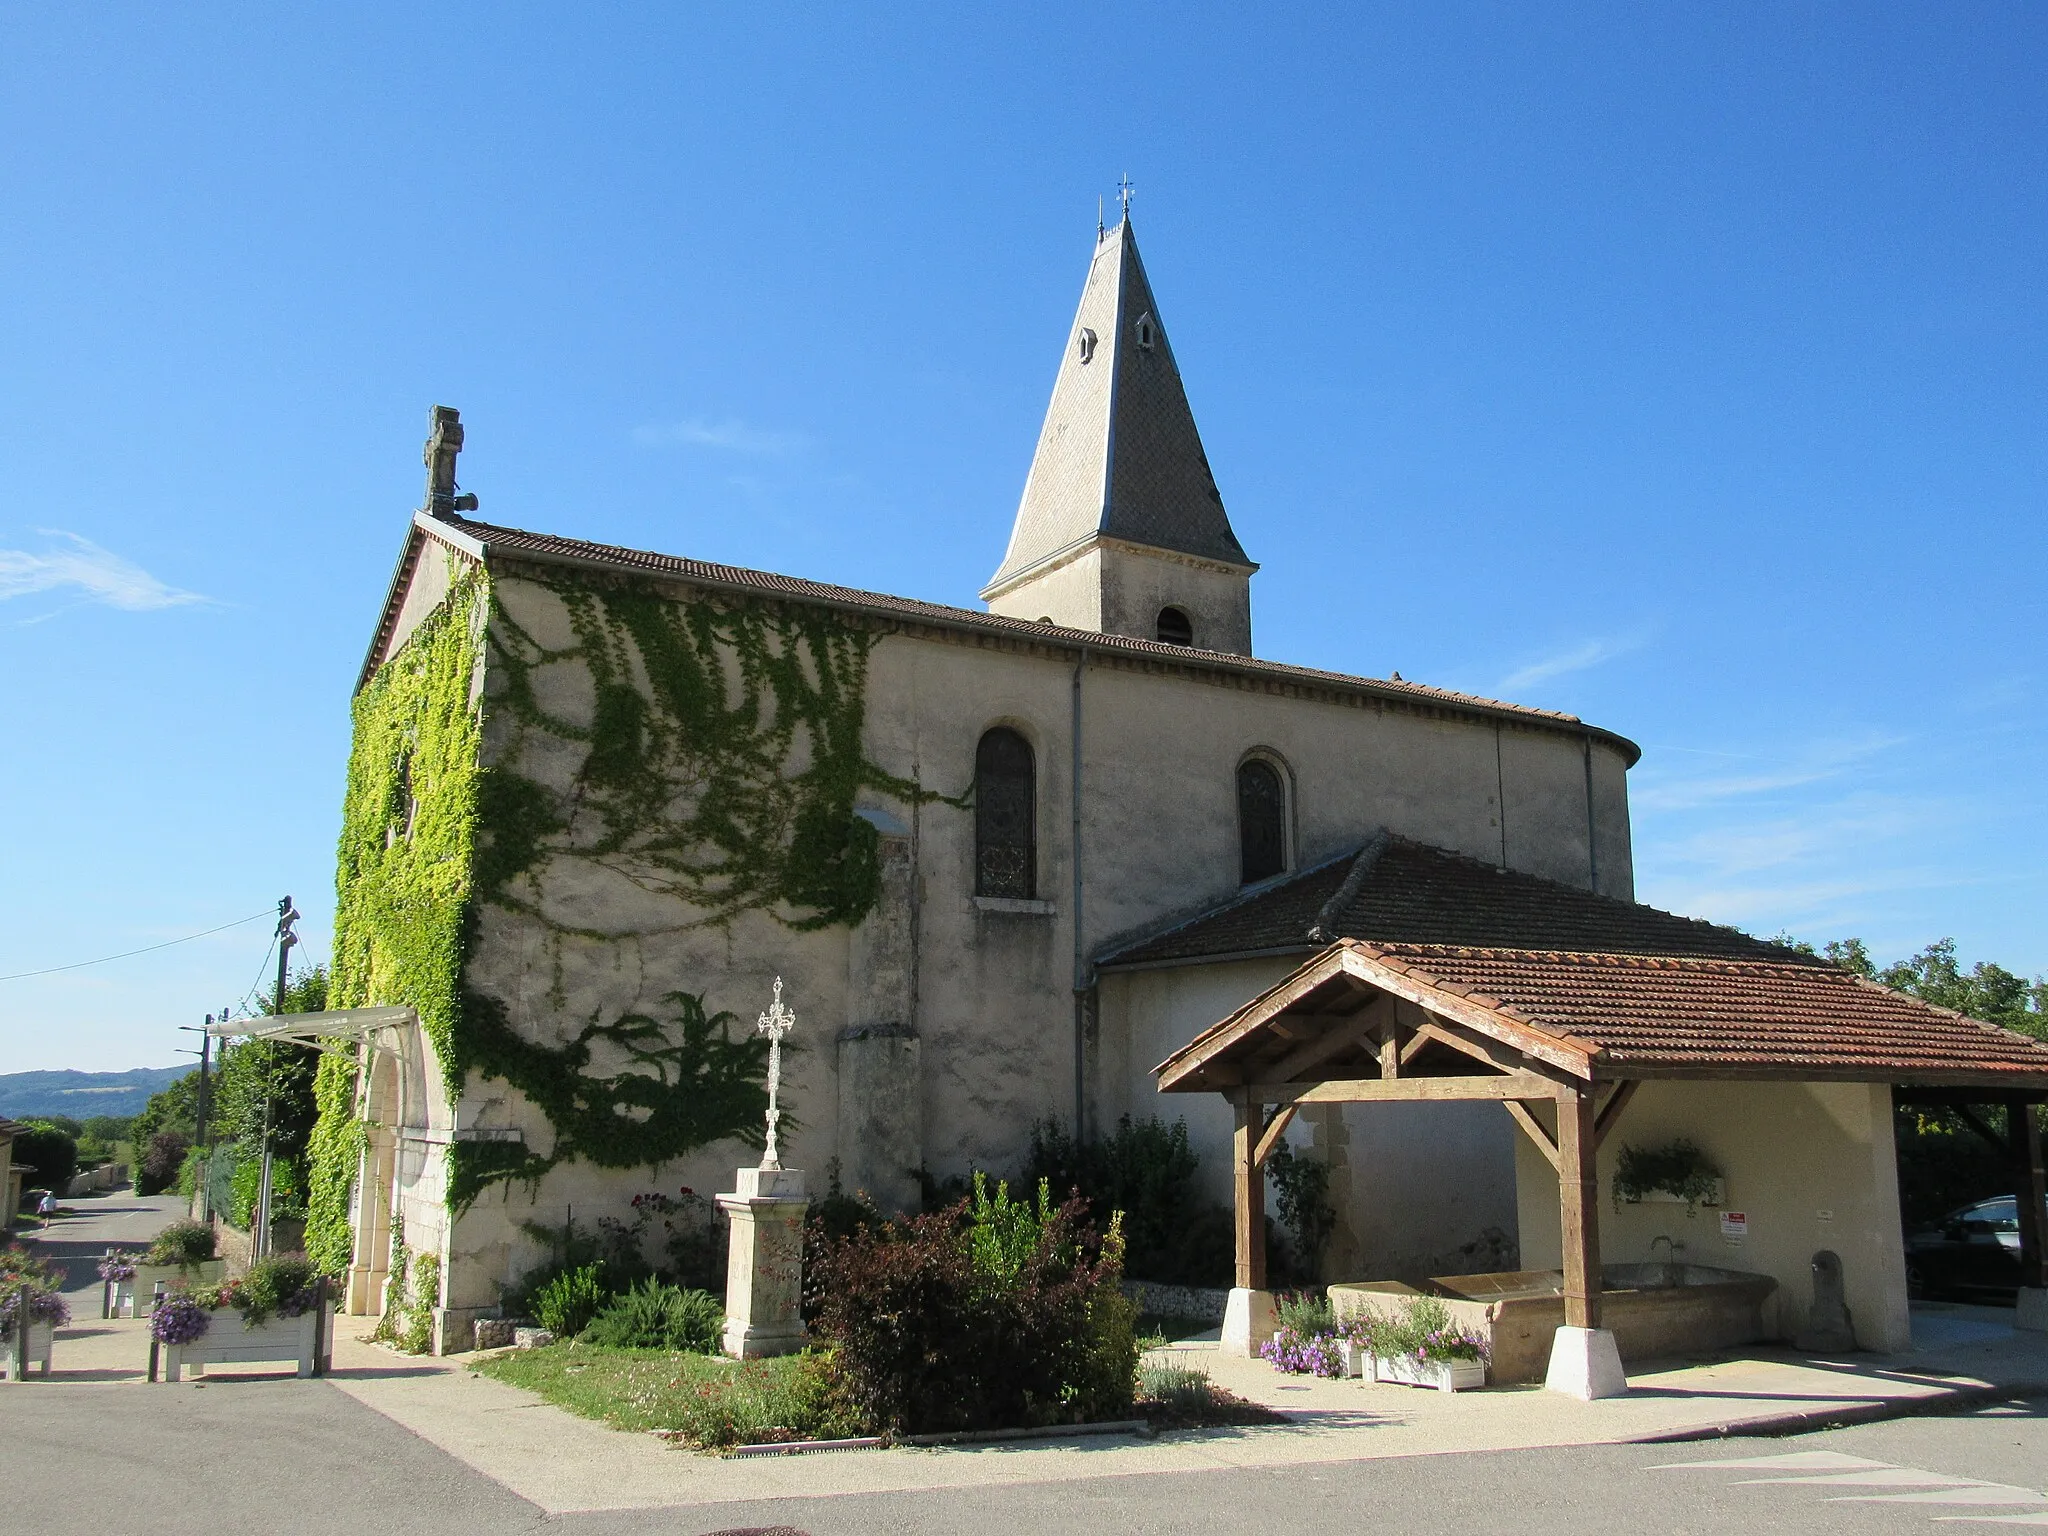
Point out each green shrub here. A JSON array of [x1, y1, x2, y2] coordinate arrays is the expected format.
[[13, 1123, 78, 1194], [137, 1130, 190, 1196], [227, 1153, 305, 1230], [1022, 1115, 1233, 1286], [1613, 1140, 1721, 1213], [1138, 1360, 1211, 1414], [579, 1278, 723, 1352], [534, 1263, 608, 1338], [1274, 1289, 1335, 1337], [144, 1219, 217, 1266], [237, 1253, 321, 1325], [1266, 1138, 1337, 1283]]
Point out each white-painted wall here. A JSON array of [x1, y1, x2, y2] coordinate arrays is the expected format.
[[1513, 1080, 1911, 1352]]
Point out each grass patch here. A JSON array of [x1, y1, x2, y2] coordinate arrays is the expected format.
[[475, 1342, 856, 1450], [1136, 1312, 1217, 1346]]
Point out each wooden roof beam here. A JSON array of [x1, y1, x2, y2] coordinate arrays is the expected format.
[[1245, 1071, 1563, 1106]]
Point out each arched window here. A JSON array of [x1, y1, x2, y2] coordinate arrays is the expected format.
[[1238, 758, 1287, 885], [1156, 606, 1193, 646], [975, 727, 1036, 898]]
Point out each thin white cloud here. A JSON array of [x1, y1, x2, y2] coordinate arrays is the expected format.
[[1498, 636, 1637, 693], [1632, 735, 1906, 813], [632, 417, 812, 456], [0, 532, 206, 611]]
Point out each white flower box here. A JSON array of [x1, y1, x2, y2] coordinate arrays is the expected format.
[[2, 1320, 55, 1379], [1335, 1338, 1373, 1378], [1373, 1353, 1486, 1393], [134, 1261, 227, 1315], [157, 1307, 324, 1382]]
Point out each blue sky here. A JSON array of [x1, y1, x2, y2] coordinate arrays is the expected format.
[[2, 5, 2042, 1073]]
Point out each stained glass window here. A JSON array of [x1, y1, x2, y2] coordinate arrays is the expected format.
[[976, 728, 1036, 899]]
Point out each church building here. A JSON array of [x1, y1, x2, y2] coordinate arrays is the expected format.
[[301, 213, 2045, 1359]]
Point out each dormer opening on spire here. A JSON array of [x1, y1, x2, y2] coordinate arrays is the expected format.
[[982, 215, 1257, 657]]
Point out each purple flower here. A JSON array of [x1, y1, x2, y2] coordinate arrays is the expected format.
[[1259, 1324, 1347, 1377], [99, 1249, 138, 1283], [274, 1284, 321, 1319], [0, 1285, 70, 1337], [150, 1294, 211, 1346]]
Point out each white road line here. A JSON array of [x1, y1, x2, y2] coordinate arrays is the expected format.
[[1651, 1452, 1895, 1471], [1739, 1472, 1987, 1488]]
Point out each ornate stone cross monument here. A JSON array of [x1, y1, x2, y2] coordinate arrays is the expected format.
[[757, 976, 794, 1170], [717, 976, 810, 1358]]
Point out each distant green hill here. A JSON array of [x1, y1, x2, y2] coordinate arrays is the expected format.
[[0, 1066, 195, 1122]]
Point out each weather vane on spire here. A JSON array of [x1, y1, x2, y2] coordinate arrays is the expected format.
[[1117, 173, 1136, 220], [756, 977, 795, 1171]]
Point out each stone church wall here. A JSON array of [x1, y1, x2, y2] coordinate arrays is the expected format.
[[376, 563, 1635, 1325]]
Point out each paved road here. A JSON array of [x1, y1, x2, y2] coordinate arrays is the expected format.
[[2, 1377, 2044, 1536], [14, 1189, 188, 1303]]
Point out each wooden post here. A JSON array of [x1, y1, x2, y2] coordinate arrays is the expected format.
[[1557, 1086, 1601, 1330], [2011, 1098, 2048, 1292], [1233, 1094, 1267, 1291]]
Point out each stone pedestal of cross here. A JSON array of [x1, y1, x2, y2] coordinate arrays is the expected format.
[[718, 977, 810, 1359]]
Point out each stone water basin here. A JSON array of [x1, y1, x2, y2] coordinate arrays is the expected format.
[[1329, 1263, 1778, 1385]]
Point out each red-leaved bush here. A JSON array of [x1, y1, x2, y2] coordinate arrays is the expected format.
[[804, 1185, 1138, 1435]]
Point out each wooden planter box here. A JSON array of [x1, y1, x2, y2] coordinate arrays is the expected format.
[[1373, 1354, 1486, 1393], [134, 1261, 226, 1315], [1335, 1338, 1372, 1378], [3, 1321, 55, 1380], [155, 1307, 327, 1382]]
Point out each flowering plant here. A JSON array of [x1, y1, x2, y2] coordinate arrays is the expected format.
[[99, 1249, 138, 1283], [1380, 1296, 1489, 1365], [0, 1284, 70, 1339], [1259, 1324, 1347, 1377], [150, 1293, 211, 1346]]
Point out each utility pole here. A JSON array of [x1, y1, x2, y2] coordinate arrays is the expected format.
[[254, 896, 299, 1260]]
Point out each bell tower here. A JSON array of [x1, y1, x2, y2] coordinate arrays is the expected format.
[[983, 215, 1256, 656]]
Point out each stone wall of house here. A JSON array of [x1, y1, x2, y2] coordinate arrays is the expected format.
[[1512, 1079, 1912, 1353]]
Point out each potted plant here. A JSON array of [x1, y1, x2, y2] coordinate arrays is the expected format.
[[1335, 1311, 1394, 1379], [100, 1248, 138, 1318], [134, 1220, 226, 1313], [1258, 1291, 1347, 1377], [150, 1253, 333, 1382], [1614, 1140, 1724, 1214], [1371, 1296, 1488, 1393], [1, 1249, 70, 1378]]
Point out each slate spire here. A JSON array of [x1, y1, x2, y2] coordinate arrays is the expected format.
[[984, 217, 1255, 643]]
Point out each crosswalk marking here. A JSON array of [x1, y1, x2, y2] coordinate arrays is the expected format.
[[1652, 1452, 1892, 1471], [1653, 1448, 2048, 1523], [1737, 1471, 1987, 1487]]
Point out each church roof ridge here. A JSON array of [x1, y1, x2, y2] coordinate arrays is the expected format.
[[370, 510, 1639, 764]]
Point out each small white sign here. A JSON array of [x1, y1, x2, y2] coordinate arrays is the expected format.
[[1720, 1211, 1748, 1242], [1817, 1209, 1834, 1223]]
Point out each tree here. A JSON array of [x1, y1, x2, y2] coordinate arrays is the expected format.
[[137, 1130, 192, 1196], [12, 1122, 78, 1194], [1777, 935, 2046, 1041], [132, 1073, 200, 1146], [1784, 934, 2048, 1224]]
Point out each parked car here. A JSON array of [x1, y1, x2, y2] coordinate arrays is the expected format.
[[1906, 1194, 2047, 1302]]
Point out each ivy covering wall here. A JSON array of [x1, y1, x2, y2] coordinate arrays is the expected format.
[[306, 558, 948, 1262]]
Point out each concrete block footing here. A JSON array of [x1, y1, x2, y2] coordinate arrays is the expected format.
[[1545, 1325, 1629, 1399], [2018, 1288, 2048, 1334], [1220, 1288, 1277, 1358]]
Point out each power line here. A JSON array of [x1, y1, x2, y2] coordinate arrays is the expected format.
[[0, 910, 274, 984]]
